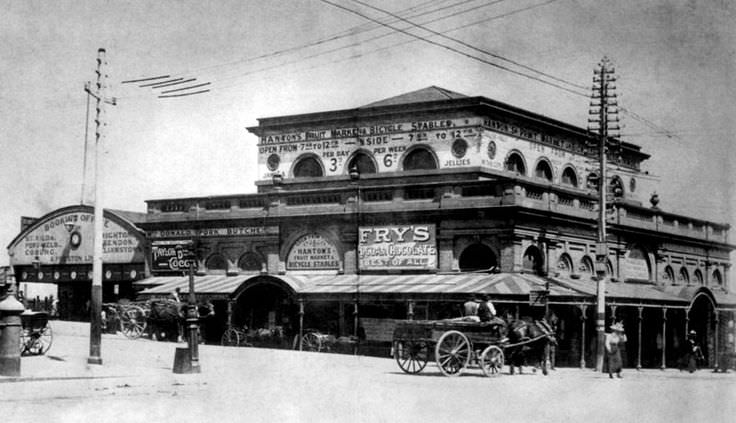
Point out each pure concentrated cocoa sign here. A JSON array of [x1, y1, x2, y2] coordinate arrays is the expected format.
[[151, 240, 198, 273], [358, 225, 437, 270]]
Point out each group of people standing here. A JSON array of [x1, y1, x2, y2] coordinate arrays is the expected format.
[[462, 294, 497, 322]]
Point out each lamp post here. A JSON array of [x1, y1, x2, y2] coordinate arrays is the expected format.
[[350, 166, 360, 354]]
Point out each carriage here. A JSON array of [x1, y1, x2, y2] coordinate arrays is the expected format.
[[392, 317, 554, 377], [19, 311, 53, 356]]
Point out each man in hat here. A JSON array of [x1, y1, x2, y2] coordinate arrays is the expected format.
[[477, 294, 496, 322], [604, 322, 627, 378]]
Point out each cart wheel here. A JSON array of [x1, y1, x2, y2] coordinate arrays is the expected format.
[[394, 340, 429, 374], [299, 332, 322, 352], [121, 306, 147, 339], [480, 345, 504, 377], [435, 330, 471, 377], [221, 328, 241, 346], [37, 323, 53, 355], [19, 329, 30, 355]]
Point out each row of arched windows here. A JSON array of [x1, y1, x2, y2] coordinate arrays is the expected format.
[[289, 146, 627, 196], [290, 147, 439, 178], [662, 265, 723, 287]]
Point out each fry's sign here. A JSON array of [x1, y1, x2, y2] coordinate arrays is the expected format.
[[358, 225, 437, 270]]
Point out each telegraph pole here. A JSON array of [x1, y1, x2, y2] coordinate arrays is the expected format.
[[84, 48, 116, 365], [588, 57, 619, 372]]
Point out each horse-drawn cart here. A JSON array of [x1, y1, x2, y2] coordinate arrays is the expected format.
[[392, 317, 555, 377], [393, 319, 507, 377], [19, 311, 53, 356]]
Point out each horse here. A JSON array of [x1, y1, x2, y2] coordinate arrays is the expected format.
[[503, 316, 557, 375], [147, 299, 184, 342]]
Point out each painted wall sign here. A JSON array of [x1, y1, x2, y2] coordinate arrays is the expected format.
[[358, 225, 437, 270], [151, 240, 198, 273], [10, 211, 142, 265], [257, 117, 483, 178], [623, 248, 651, 281], [286, 234, 340, 270], [147, 226, 278, 239]]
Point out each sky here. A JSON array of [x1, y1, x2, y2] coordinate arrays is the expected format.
[[1, 0, 734, 268]]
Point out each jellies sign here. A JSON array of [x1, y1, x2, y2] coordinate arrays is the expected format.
[[359, 225, 437, 270]]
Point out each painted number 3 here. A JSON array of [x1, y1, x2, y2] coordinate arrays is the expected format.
[[329, 158, 338, 172]]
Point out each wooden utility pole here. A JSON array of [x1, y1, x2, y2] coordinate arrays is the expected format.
[[84, 48, 116, 365], [588, 57, 619, 372]]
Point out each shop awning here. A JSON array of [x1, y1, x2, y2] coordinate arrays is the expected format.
[[661, 285, 736, 308], [137, 274, 257, 297], [295, 273, 587, 298], [135, 272, 587, 300], [551, 276, 687, 304]]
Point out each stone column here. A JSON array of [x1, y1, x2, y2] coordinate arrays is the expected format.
[[637, 306, 644, 370], [661, 308, 667, 370]]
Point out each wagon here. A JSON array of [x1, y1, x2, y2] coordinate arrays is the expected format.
[[19, 311, 53, 356], [103, 302, 148, 339], [392, 319, 507, 377]]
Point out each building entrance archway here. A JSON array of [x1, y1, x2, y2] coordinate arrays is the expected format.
[[231, 277, 298, 338], [688, 292, 716, 367]]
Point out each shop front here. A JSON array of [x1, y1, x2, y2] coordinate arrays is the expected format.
[[6, 205, 147, 320]]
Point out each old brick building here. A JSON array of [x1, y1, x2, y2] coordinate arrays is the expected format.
[[9, 87, 735, 368]]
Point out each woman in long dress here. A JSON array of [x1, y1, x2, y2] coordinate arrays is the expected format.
[[605, 322, 627, 378]]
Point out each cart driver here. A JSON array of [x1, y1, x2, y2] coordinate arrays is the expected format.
[[477, 294, 496, 322]]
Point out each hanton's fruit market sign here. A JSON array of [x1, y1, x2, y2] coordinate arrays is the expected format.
[[287, 233, 340, 271], [359, 225, 437, 270]]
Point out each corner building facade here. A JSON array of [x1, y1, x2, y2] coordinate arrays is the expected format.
[[137, 86, 734, 369]]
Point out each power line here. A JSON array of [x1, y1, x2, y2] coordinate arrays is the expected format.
[[348, 0, 586, 91], [318, 0, 587, 97]]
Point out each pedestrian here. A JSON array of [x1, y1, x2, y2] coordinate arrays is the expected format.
[[170, 287, 181, 304], [682, 330, 704, 373], [604, 322, 627, 378]]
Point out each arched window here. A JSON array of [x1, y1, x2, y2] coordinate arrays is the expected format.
[[522, 246, 544, 275], [556, 253, 573, 274], [458, 244, 497, 272], [561, 167, 578, 187], [293, 155, 324, 177], [694, 269, 704, 285], [606, 259, 615, 279], [347, 151, 377, 175], [586, 173, 599, 191], [712, 269, 723, 287], [504, 152, 526, 175], [206, 254, 228, 272], [238, 252, 263, 272], [578, 256, 594, 278], [610, 176, 625, 198], [678, 267, 690, 285], [402, 148, 437, 170], [534, 160, 553, 181], [663, 265, 675, 284]]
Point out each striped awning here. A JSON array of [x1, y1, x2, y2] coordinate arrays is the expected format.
[[295, 273, 585, 297], [137, 274, 256, 297], [136, 272, 587, 300]]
